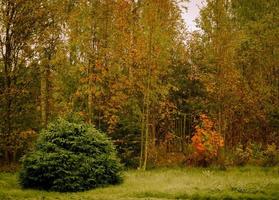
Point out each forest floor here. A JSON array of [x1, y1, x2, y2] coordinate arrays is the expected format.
[[0, 166, 278, 200]]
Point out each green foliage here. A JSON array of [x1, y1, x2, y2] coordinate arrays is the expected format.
[[112, 125, 141, 168], [19, 118, 122, 192]]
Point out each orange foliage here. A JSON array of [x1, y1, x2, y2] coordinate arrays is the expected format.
[[191, 114, 224, 165]]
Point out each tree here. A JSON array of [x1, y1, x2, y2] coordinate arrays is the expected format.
[[232, 0, 279, 143], [190, 0, 279, 148], [37, 0, 67, 128], [0, 0, 52, 162], [137, 0, 187, 169]]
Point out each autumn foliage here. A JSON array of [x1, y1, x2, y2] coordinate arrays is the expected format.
[[0, 0, 278, 170], [191, 114, 224, 166]]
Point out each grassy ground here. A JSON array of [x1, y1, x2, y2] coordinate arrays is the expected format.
[[0, 166, 278, 200]]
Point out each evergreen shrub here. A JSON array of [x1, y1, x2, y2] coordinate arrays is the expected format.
[[19, 118, 122, 192]]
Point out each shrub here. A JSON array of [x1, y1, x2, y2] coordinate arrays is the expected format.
[[262, 143, 279, 167], [233, 144, 253, 166], [19, 118, 122, 192], [231, 143, 279, 166], [249, 143, 264, 165], [191, 114, 224, 166]]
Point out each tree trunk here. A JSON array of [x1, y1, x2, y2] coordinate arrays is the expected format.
[[40, 51, 51, 128], [88, 80, 93, 124], [139, 95, 145, 169], [40, 63, 48, 128], [3, 12, 12, 162], [142, 24, 153, 170]]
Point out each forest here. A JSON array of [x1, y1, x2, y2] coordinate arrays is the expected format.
[[0, 0, 278, 199]]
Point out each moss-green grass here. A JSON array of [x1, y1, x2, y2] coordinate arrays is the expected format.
[[0, 166, 278, 200]]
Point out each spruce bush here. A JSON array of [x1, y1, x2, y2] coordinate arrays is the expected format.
[[19, 118, 122, 192]]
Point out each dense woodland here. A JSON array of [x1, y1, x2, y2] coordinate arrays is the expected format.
[[0, 0, 278, 168]]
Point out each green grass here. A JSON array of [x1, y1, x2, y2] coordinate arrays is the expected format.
[[0, 166, 278, 200]]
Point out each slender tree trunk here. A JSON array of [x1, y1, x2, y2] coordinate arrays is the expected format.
[[143, 82, 150, 170], [215, 0, 224, 144], [151, 121, 156, 147], [40, 51, 51, 128], [88, 28, 97, 124], [88, 62, 93, 124], [3, 10, 12, 162], [40, 63, 48, 128], [4, 57, 12, 163], [139, 94, 145, 169], [134, 0, 145, 170], [142, 25, 153, 170]]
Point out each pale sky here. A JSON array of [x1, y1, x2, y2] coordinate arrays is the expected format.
[[182, 0, 205, 31]]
